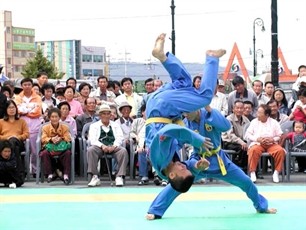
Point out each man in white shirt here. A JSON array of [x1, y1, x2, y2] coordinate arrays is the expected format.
[[252, 80, 270, 105], [211, 79, 228, 116], [87, 104, 128, 187], [89, 76, 116, 106]]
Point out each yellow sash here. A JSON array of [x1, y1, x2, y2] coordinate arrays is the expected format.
[[145, 117, 184, 126], [200, 145, 227, 176]]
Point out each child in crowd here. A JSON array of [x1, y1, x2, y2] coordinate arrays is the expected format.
[[0, 140, 24, 188]]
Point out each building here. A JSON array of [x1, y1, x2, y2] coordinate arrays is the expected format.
[[81, 46, 106, 79], [36, 40, 82, 79], [0, 10, 35, 79]]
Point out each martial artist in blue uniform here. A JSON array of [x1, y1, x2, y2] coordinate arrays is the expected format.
[[146, 106, 277, 220], [145, 33, 226, 192]]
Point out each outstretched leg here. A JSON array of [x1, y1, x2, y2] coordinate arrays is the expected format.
[[152, 33, 167, 63]]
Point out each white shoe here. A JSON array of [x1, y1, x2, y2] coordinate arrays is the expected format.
[[9, 183, 16, 189], [161, 180, 168, 186], [88, 175, 101, 187], [272, 171, 279, 183], [250, 172, 257, 183], [115, 177, 124, 187]]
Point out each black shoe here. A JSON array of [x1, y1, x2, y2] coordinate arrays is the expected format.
[[64, 178, 70, 185], [153, 176, 161, 186], [138, 179, 149, 186], [47, 177, 53, 183]]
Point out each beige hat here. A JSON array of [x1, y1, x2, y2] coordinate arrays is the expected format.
[[118, 101, 132, 111], [98, 104, 111, 113], [218, 79, 225, 86]]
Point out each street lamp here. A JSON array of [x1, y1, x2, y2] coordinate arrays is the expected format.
[[253, 18, 265, 77]]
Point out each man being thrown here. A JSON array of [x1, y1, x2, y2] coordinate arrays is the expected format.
[[146, 105, 277, 220], [146, 33, 226, 193]]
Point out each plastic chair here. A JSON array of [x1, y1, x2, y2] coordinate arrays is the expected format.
[[36, 122, 75, 184]]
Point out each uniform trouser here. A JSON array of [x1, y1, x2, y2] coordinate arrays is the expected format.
[[87, 145, 128, 176], [248, 144, 285, 173], [21, 116, 41, 174], [40, 150, 71, 175], [148, 155, 270, 217], [155, 53, 219, 113]]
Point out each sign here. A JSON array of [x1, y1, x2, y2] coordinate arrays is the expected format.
[[13, 42, 35, 51], [12, 27, 35, 36]]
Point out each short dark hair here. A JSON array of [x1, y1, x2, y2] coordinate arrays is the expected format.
[[168, 174, 195, 193], [78, 82, 92, 92], [84, 97, 96, 105], [64, 85, 75, 94], [48, 107, 61, 118], [232, 76, 244, 86], [107, 80, 115, 90], [298, 65, 306, 72], [66, 77, 77, 86], [1, 86, 12, 96], [20, 78, 33, 86], [121, 77, 133, 87], [0, 140, 12, 153], [97, 75, 108, 84], [243, 100, 254, 108], [252, 80, 263, 87], [145, 78, 154, 85], [264, 81, 274, 87], [41, 83, 55, 94], [57, 101, 71, 111], [37, 72, 48, 78], [192, 75, 201, 87]]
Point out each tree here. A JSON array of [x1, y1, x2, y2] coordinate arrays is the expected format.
[[21, 49, 63, 79]]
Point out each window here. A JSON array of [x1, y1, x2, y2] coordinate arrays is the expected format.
[[21, 36, 26, 43], [13, 35, 19, 42], [7, 58, 11, 64], [82, 54, 92, 62], [93, 55, 103, 62], [21, 51, 27, 57], [6, 27, 11, 34], [7, 42, 11, 49]]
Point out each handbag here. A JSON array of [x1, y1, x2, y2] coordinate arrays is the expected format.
[[45, 141, 71, 156]]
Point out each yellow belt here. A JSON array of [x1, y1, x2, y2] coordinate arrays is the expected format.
[[200, 145, 227, 176], [145, 117, 185, 126]]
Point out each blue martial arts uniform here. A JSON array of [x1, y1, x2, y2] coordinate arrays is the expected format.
[[146, 52, 219, 178], [147, 108, 270, 217]]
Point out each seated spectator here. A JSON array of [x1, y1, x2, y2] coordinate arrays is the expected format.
[[65, 78, 80, 98], [267, 99, 289, 125], [77, 82, 92, 112], [87, 104, 128, 187], [76, 97, 99, 138], [192, 76, 201, 89], [110, 105, 118, 121], [1, 86, 12, 99], [245, 105, 285, 183], [113, 80, 122, 97], [263, 81, 274, 100], [281, 121, 306, 173], [227, 75, 258, 115], [115, 102, 133, 152], [211, 79, 228, 116], [63, 86, 84, 118], [252, 80, 270, 105], [243, 101, 255, 121], [41, 83, 58, 109], [55, 91, 66, 103], [222, 100, 250, 173], [0, 100, 29, 179], [272, 88, 290, 115], [130, 104, 149, 185], [3, 80, 15, 99], [57, 101, 77, 138], [288, 88, 306, 123], [89, 76, 116, 106], [39, 108, 72, 185], [0, 140, 24, 188], [32, 83, 42, 97]]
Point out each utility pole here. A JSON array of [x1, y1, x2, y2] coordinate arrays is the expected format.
[[271, 0, 279, 87], [170, 0, 176, 55]]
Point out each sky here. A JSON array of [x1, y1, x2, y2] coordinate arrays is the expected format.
[[1, 0, 305, 74]]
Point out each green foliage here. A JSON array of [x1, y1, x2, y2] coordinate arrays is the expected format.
[[21, 49, 63, 79]]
